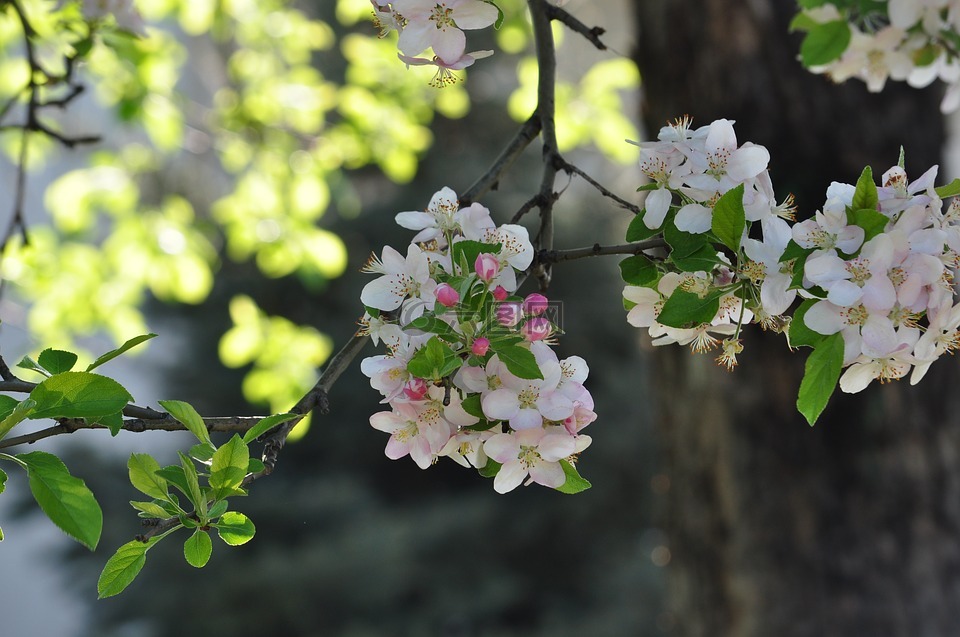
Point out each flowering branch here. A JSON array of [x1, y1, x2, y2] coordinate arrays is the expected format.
[[534, 240, 667, 266], [543, 2, 607, 51]]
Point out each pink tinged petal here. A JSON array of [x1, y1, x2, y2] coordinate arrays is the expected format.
[[536, 391, 575, 421], [860, 276, 896, 312], [493, 461, 527, 493], [727, 146, 770, 181], [444, 400, 479, 427], [897, 274, 922, 307], [397, 20, 434, 56], [804, 253, 848, 284], [457, 366, 488, 393], [537, 432, 577, 462], [510, 407, 544, 431], [451, 1, 499, 29], [674, 203, 712, 234], [483, 432, 520, 463], [836, 227, 866, 254], [395, 211, 436, 230], [804, 301, 843, 335], [529, 461, 566, 489], [408, 436, 434, 469], [643, 188, 671, 229], [385, 435, 411, 460], [424, 421, 453, 452], [370, 411, 401, 433], [432, 27, 467, 65], [860, 315, 898, 357], [827, 280, 864, 307]]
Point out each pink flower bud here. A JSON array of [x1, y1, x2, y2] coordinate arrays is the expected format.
[[474, 253, 500, 282], [496, 302, 522, 327], [471, 337, 490, 357], [492, 285, 509, 301], [523, 293, 549, 316], [434, 283, 460, 308], [403, 378, 429, 401], [521, 317, 552, 342]]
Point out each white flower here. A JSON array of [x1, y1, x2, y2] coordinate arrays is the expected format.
[[483, 428, 577, 493]]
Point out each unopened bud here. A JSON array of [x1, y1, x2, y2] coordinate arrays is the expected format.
[[523, 293, 549, 316], [434, 283, 460, 308], [521, 317, 552, 341], [475, 253, 500, 282], [471, 337, 490, 357]]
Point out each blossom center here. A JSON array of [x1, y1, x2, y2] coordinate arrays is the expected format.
[[430, 4, 455, 29]]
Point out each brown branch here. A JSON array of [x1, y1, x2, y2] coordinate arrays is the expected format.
[[555, 157, 642, 215], [534, 239, 667, 266], [544, 2, 607, 50]]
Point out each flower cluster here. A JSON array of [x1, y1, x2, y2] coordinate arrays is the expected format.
[[360, 187, 596, 493], [623, 117, 794, 369], [796, 1, 960, 113], [623, 116, 960, 420], [371, 0, 498, 87]]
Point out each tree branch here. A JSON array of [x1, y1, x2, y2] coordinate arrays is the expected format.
[[533, 239, 667, 266], [544, 2, 607, 50]]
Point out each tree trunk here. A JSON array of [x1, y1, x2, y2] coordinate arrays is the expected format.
[[631, 2, 960, 635]]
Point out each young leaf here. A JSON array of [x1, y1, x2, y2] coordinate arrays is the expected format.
[[788, 299, 828, 349], [848, 208, 889, 244], [0, 399, 36, 440], [555, 460, 592, 494], [207, 499, 229, 518], [0, 467, 7, 494], [37, 349, 78, 374], [210, 435, 250, 498], [797, 333, 844, 425], [29, 372, 132, 420], [184, 529, 213, 568], [671, 245, 722, 273], [98, 538, 158, 598], [664, 221, 708, 258], [189, 443, 215, 464], [179, 452, 207, 520], [407, 336, 457, 380], [247, 458, 265, 474], [800, 20, 851, 66], [215, 511, 256, 546], [127, 453, 168, 500], [619, 254, 658, 285], [779, 238, 812, 264], [935, 178, 960, 199], [129, 500, 170, 518], [96, 411, 124, 437], [451, 240, 501, 275], [493, 344, 543, 380], [478, 459, 501, 478], [0, 395, 19, 422], [851, 166, 878, 211], [16, 356, 49, 377], [86, 333, 157, 371], [460, 394, 483, 419], [155, 465, 191, 498], [242, 413, 299, 444], [711, 184, 746, 251], [158, 399, 212, 448], [16, 451, 102, 550], [656, 289, 722, 328], [626, 211, 661, 242]]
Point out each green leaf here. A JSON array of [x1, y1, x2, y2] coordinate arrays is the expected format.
[[797, 333, 844, 425], [0, 467, 6, 494], [403, 315, 459, 339], [626, 211, 661, 241], [0, 395, 18, 422], [656, 289, 722, 328], [158, 399, 212, 447], [37, 349, 78, 374], [28, 372, 132, 420], [17, 356, 49, 377], [711, 184, 746, 251], [189, 443, 215, 464], [155, 465, 190, 498], [788, 299, 828, 349], [851, 166, 878, 212], [407, 336, 457, 380], [0, 399, 36, 440], [779, 238, 812, 264], [936, 178, 960, 199], [179, 452, 206, 519], [216, 511, 256, 546], [671, 245, 721, 273], [788, 12, 819, 32], [96, 411, 124, 437], [98, 538, 158, 599], [184, 529, 213, 568], [555, 460, 592, 494], [619, 254, 658, 285], [478, 459, 501, 478], [493, 344, 543, 380], [898, 146, 906, 169], [211, 435, 250, 498], [86, 333, 157, 371], [460, 394, 483, 419], [127, 453, 168, 500], [17, 451, 102, 550], [242, 413, 299, 444], [664, 221, 708, 258], [247, 458, 265, 474], [800, 20, 851, 66], [487, 0, 504, 29], [848, 208, 889, 244], [451, 240, 501, 275], [130, 500, 170, 518], [208, 499, 229, 518]]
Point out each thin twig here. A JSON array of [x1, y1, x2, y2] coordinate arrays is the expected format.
[[534, 239, 667, 266], [544, 2, 607, 50]]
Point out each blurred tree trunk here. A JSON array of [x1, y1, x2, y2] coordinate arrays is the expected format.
[[632, 2, 960, 636]]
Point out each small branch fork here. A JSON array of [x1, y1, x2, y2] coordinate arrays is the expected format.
[[1, 0, 100, 253]]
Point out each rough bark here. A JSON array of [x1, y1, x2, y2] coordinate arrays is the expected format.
[[631, 2, 960, 636]]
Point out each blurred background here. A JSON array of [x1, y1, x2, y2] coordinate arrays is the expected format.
[[3, 0, 960, 635]]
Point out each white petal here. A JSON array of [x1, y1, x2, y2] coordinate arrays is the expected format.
[[493, 461, 527, 493], [395, 210, 436, 231], [529, 461, 565, 488], [727, 145, 770, 181], [643, 188, 672, 229], [482, 389, 520, 420], [675, 203, 712, 234]]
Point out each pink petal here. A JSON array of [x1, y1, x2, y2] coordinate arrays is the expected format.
[[482, 388, 520, 421], [493, 461, 527, 493], [483, 433, 519, 463], [529, 461, 565, 488]]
